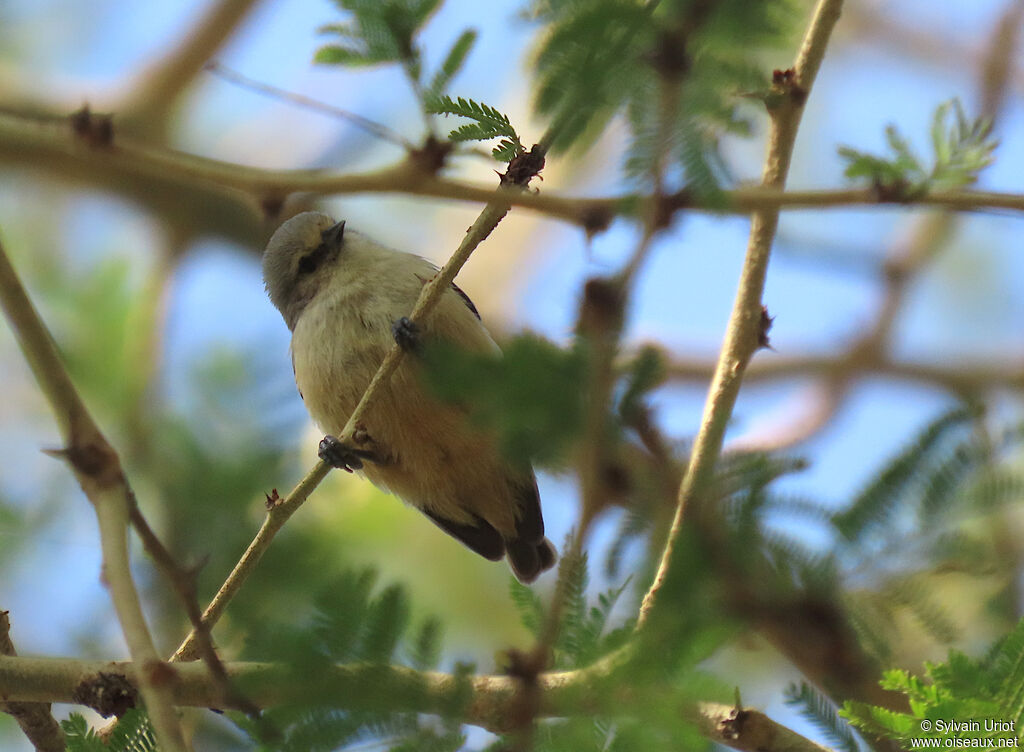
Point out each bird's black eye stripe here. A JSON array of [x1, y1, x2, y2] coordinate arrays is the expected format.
[[297, 243, 329, 275]]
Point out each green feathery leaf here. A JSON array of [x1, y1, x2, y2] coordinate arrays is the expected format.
[[833, 407, 975, 541], [842, 618, 1024, 744], [426, 29, 477, 99], [839, 98, 996, 194], [63, 710, 156, 752], [426, 95, 525, 160], [408, 616, 443, 671], [785, 682, 861, 752], [509, 576, 545, 637], [316, 0, 441, 77], [421, 334, 586, 466]]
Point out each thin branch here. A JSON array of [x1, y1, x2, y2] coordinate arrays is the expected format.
[[0, 611, 63, 752], [336, 194, 520, 447], [0, 237, 189, 751], [170, 463, 330, 662], [204, 61, 412, 148], [638, 0, 845, 627], [0, 229, 256, 720], [0, 655, 834, 752], [661, 350, 1024, 393], [2, 110, 1024, 250], [658, 348, 1024, 453], [91, 485, 191, 751], [725, 381, 846, 453], [697, 702, 835, 752], [122, 0, 265, 127]]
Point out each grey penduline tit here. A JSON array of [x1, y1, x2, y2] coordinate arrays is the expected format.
[[262, 211, 557, 583]]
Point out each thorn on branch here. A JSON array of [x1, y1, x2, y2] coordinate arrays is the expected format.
[[578, 277, 625, 338], [715, 704, 748, 741], [42, 442, 124, 489], [69, 105, 114, 147], [501, 144, 546, 187], [757, 306, 775, 350], [580, 205, 613, 239], [409, 135, 454, 175], [870, 177, 919, 204], [264, 488, 282, 510], [770, 68, 807, 107], [72, 672, 139, 718], [260, 195, 285, 221], [647, 30, 692, 78]]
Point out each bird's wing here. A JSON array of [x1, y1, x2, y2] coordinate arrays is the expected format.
[[421, 508, 504, 561]]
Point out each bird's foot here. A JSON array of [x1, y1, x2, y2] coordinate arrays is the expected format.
[[391, 316, 421, 352], [318, 435, 378, 472]]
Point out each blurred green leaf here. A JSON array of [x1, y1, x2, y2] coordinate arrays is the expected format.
[[421, 334, 586, 467], [426, 28, 478, 99], [528, 0, 796, 192], [785, 682, 861, 752], [316, 0, 441, 79], [617, 345, 665, 423], [238, 568, 454, 751], [839, 98, 996, 193]]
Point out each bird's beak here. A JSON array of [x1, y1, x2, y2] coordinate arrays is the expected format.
[[321, 220, 346, 247]]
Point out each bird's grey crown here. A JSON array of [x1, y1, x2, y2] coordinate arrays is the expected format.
[[262, 211, 339, 330]]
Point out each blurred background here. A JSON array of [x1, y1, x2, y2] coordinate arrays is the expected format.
[[1, 0, 1023, 748]]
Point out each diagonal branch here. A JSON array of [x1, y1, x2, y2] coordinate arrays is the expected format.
[[121, 0, 266, 129], [0, 236, 190, 751], [638, 0, 845, 629]]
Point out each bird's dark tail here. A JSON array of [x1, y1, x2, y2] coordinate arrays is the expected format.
[[507, 537, 557, 583]]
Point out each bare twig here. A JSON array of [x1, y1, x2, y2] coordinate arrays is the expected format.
[[204, 61, 412, 148], [731, 0, 1024, 452], [0, 231, 256, 721], [662, 349, 1024, 394]]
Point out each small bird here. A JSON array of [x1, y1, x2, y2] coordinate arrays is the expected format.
[[262, 212, 557, 583]]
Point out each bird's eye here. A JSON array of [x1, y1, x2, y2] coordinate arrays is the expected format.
[[297, 243, 328, 275]]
